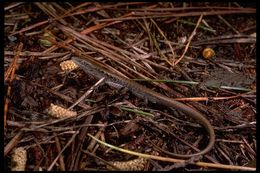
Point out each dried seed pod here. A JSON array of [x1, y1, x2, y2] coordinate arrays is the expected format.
[[202, 48, 215, 59], [11, 147, 27, 171], [107, 157, 147, 171], [46, 103, 77, 118], [60, 60, 78, 71]]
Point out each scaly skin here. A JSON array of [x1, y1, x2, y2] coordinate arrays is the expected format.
[[72, 56, 215, 158]]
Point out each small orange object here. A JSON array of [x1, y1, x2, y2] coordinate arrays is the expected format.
[[202, 48, 215, 59]]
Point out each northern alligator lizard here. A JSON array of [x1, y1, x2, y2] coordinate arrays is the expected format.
[[72, 56, 215, 158]]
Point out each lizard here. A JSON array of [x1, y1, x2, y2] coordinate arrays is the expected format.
[[71, 55, 215, 159]]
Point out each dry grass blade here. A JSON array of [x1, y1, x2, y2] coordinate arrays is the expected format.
[[88, 134, 256, 171], [174, 15, 203, 66]]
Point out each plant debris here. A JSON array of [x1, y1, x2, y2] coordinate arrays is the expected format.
[[4, 2, 256, 171]]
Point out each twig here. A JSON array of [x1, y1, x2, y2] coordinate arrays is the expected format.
[[4, 2, 25, 11], [34, 2, 68, 25], [47, 131, 79, 171], [192, 35, 256, 45], [4, 43, 23, 81], [173, 15, 203, 66], [97, 9, 255, 22], [22, 78, 92, 110], [81, 149, 121, 171], [88, 134, 256, 171], [218, 15, 240, 34], [215, 121, 256, 131], [133, 79, 253, 92], [178, 19, 216, 33], [113, 6, 254, 12], [68, 77, 106, 110], [4, 131, 23, 156], [44, 3, 158, 54], [54, 135, 66, 171], [70, 114, 94, 170], [4, 43, 23, 128], [86, 122, 107, 151], [5, 50, 69, 58], [10, 20, 49, 36]]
